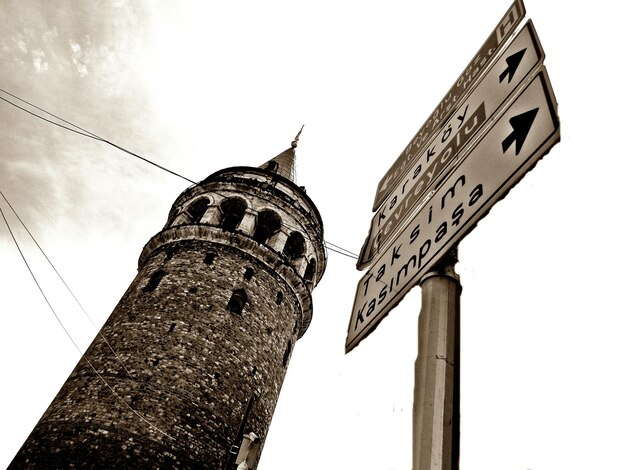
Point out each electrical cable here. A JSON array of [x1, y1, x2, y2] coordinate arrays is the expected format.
[[0, 87, 100, 138], [0, 187, 135, 379], [0, 202, 175, 441], [0, 88, 359, 259], [0, 89, 197, 185], [0, 95, 100, 140], [324, 241, 359, 258], [325, 244, 358, 260]]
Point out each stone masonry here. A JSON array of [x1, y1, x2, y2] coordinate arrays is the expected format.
[[10, 147, 326, 469]]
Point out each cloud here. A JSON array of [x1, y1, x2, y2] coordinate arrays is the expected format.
[[42, 28, 58, 46], [31, 49, 48, 73], [75, 63, 88, 76], [16, 39, 28, 54], [70, 39, 81, 54], [69, 39, 88, 77]]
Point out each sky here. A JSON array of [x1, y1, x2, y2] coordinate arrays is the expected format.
[[1, 0, 624, 469]]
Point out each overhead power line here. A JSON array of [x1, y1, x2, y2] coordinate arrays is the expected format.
[[0, 88, 197, 185], [0, 192, 175, 441], [0, 88, 100, 138], [0, 87, 360, 260], [324, 241, 359, 259], [0, 187, 135, 379]]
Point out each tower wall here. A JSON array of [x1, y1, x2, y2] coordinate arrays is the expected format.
[[10, 164, 325, 469]]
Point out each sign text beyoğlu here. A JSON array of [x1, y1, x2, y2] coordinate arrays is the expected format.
[[347, 68, 560, 353], [373, 0, 526, 211], [358, 21, 544, 269]]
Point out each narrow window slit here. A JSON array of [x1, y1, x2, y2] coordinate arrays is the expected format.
[[143, 269, 166, 293], [227, 289, 248, 315]]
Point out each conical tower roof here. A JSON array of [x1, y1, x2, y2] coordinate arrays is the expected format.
[[260, 146, 296, 181], [259, 127, 303, 182]]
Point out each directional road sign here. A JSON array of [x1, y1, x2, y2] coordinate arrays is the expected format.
[[372, 0, 526, 211], [347, 68, 560, 353], [358, 21, 545, 269]]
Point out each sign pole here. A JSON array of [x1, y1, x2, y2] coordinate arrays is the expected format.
[[412, 248, 461, 470]]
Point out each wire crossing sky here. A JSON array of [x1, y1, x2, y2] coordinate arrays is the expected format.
[[0, 88, 359, 259]]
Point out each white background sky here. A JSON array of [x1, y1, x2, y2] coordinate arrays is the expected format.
[[1, 1, 624, 469]]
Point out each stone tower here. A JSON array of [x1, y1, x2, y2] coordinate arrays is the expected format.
[[10, 139, 326, 469]]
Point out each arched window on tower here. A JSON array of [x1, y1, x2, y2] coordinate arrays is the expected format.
[[304, 258, 317, 288], [187, 198, 211, 224], [252, 210, 282, 244], [283, 231, 306, 260], [227, 288, 248, 315], [220, 197, 247, 232]]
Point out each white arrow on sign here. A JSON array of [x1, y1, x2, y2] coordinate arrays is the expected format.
[[358, 21, 545, 270], [347, 67, 560, 353]]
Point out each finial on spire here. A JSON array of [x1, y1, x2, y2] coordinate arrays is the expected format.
[[291, 125, 304, 149]]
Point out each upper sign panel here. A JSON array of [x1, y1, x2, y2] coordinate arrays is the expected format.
[[358, 20, 544, 269], [372, 0, 526, 211]]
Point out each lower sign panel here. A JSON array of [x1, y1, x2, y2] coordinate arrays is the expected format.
[[346, 68, 560, 353]]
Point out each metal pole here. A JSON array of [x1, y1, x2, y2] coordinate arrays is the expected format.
[[225, 395, 256, 470], [412, 248, 461, 470]]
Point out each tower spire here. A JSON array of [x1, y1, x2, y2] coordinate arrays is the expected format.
[[291, 125, 304, 148], [259, 126, 304, 182]]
